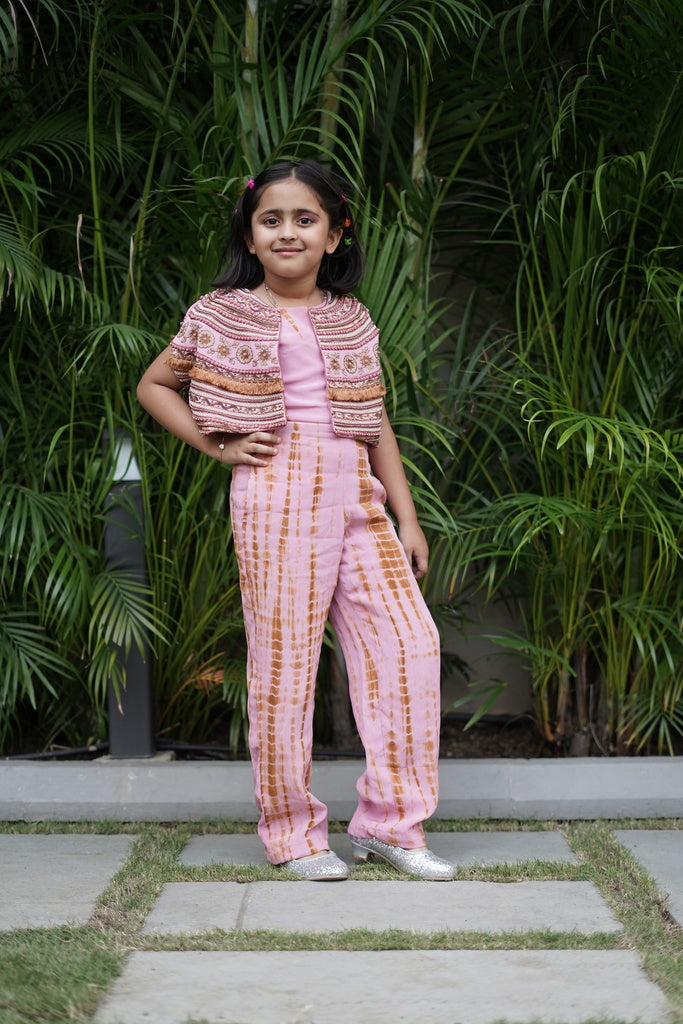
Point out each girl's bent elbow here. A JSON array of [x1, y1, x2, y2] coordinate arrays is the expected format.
[[136, 376, 155, 410]]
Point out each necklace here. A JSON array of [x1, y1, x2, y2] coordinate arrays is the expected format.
[[263, 282, 282, 308], [263, 282, 317, 335], [264, 281, 320, 306]]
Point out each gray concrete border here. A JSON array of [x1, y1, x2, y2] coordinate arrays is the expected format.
[[1, 756, 681, 821]]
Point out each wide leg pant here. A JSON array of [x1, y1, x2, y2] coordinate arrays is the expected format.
[[229, 421, 441, 864]]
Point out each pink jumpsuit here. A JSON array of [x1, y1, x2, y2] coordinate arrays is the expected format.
[[228, 305, 441, 864]]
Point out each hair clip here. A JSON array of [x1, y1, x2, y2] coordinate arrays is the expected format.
[[344, 237, 353, 246], [344, 218, 351, 228], [340, 192, 348, 203], [247, 179, 255, 189]]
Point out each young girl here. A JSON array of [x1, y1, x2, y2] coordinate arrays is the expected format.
[[137, 160, 455, 881]]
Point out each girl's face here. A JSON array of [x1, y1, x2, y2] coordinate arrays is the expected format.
[[246, 177, 342, 287]]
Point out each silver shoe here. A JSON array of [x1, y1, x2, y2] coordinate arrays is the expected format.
[[280, 851, 349, 881], [350, 835, 456, 880]]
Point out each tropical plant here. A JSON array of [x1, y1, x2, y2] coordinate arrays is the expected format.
[[497, 141, 683, 754], [423, 1, 683, 753], [0, 0, 481, 754], [1, 0, 681, 757]]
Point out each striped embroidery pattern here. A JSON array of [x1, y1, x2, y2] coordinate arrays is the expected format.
[[168, 289, 385, 443]]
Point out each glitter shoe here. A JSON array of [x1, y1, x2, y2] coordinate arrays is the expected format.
[[349, 835, 456, 880], [280, 851, 349, 881]]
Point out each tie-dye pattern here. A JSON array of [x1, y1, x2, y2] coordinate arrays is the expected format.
[[229, 421, 441, 865]]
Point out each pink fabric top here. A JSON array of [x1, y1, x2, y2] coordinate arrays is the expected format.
[[277, 305, 332, 424]]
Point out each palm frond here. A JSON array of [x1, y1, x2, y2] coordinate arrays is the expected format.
[[0, 611, 73, 710]]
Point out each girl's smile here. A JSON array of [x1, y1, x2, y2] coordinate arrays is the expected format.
[[246, 178, 342, 298]]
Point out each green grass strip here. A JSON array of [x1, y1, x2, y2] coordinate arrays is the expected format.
[[136, 926, 621, 952], [0, 821, 680, 1023], [567, 821, 683, 1020]]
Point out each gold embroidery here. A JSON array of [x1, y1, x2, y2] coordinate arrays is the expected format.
[[328, 384, 386, 402], [236, 344, 254, 364], [169, 289, 383, 441], [189, 366, 285, 395], [167, 355, 194, 374]]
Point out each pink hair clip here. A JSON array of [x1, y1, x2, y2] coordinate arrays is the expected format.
[[247, 179, 255, 189], [340, 192, 348, 202]]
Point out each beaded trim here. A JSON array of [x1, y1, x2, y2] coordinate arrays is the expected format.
[[169, 289, 385, 444]]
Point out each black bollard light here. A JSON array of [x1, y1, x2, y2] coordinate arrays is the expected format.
[[103, 430, 155, 757]]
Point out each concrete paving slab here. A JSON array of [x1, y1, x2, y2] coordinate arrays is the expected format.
[[3, 756, 682, 820], [142, 880, 621, 935], [0, 834, 134, 930], [616, 829, 683, 925], [94, 949, 671, 1024], [179, 830, 577, 867], [428, 830, 578, 864]]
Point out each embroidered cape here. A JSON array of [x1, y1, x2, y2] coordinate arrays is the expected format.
[[168, 288, 386, 445]]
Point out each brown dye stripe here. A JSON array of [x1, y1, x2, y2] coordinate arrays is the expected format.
[[355, 458, 440, 820], [302, 439, 327, 852], [286, 427, 321, 845], [239, 427, 439, 856], [276, 426, 298, 839], [345, 624, 390, 823], [344, 535, 412, 823], [254, 428, 331, 857], [295, 429, 325, 845]]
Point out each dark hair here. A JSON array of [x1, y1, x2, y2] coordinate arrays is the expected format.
[[212, 160, 365, 294]]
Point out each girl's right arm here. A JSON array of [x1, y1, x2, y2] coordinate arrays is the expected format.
[[136, 345, 280, 466]]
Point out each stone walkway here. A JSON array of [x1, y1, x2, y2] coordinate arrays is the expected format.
[[1, 828, 681, 1023]]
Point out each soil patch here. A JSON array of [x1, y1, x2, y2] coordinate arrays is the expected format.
[[439, 716, 547, 758], [7, 714, 680, 761], [312, 714, 548, 760]]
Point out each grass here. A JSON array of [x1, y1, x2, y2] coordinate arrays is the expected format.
[[568, 822, 683, 1017], [0, 820, 681, 1024]]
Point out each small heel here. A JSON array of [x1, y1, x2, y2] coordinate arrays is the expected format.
[[350, 841, 371, 863], [348, 835, 456, 879]]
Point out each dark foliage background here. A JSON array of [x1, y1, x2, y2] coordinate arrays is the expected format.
[[1, 0, 681, 756]]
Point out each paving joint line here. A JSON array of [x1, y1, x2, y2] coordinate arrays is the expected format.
[[234, 883, 252, 931]]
